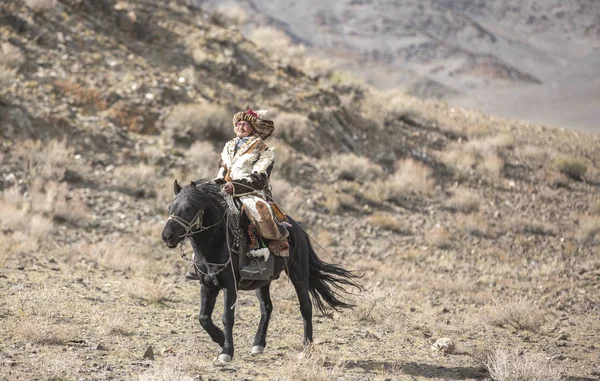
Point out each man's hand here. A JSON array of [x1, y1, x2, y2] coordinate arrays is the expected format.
[[222, 182, 234, 195]]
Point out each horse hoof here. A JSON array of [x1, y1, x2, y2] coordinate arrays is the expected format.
[[251, 346, 264, 355], [216, 354, 232, 363]]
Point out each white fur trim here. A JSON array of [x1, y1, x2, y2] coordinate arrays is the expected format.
[[249, 247, 270, 261]]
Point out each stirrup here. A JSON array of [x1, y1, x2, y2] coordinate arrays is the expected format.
[[240, 256, 274, 281]]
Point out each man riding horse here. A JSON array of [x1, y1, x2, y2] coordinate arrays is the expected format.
[[189, 109, 290, 280]]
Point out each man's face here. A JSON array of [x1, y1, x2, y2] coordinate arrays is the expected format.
[[235, 121, 254, 138]]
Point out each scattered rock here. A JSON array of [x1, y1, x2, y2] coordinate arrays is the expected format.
[[143, 346, 154, 360], [96, 343, 108, 351], [431, 338, 455, 354]]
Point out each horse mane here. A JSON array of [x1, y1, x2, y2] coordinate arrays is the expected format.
[[178, 181, 226, 223]]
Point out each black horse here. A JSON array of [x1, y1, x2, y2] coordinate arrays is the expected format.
[[161, 180, 363, 362]]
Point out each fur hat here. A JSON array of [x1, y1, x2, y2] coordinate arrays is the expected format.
[[232, 109, 274, 140]]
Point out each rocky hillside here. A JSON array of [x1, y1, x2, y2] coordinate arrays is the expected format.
[[198, 0, 600, 132], [1, 1, 600, 380]]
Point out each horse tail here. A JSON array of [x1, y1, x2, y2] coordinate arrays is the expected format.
[[307, 240, 364, 315]]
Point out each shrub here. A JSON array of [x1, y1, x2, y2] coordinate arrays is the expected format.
[[113, 163, 157, 198], [372, 159, 433, 202], [443, 188, 481, 213], [210, 6, 247, 27], [126, 278, 173, 304], [484, 299, 546, 331], [185, 141, 220, 179], [163, 103, 230, 146], [511, 218, 557, 236], [367, 213, 409, 234], [273, 112, 311, 146], [485, 348, 564, 381], [0, 42, 24, 68], [428, 225, 452, 249], [330, 153, 384, 183], [0, 65, 17, 88], [577, 216, 600, 244], [554, 155, 587, 180], [25, 0, 57, 12]]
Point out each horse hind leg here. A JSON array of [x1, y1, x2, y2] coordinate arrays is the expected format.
[[290, 278, 313, 346], [252, 283, 273, 354]]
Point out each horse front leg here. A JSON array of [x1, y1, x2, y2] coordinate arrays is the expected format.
[[219, 286, 237, 362], [199, 285, 225, 349], [252, 283, 273, 355]]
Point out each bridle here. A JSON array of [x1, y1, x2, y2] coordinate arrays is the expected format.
[[167, 205, 232, 283]]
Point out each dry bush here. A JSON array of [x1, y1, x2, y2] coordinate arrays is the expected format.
[[99, 310, 134, 336], [192, 48, 208, 65], [511, 218, 557, 236], [14, 139, 82, 182], [370, 159, 433, 203], [126, 278, 173, 304], [484, 299, 546, 331], [163, 103, 230, 145], [516, 144, 546, 161], [576, 216, 600, 244], [360, 89, 413, 127], [0, 42, 24, 68], [272, 141, 306, 180], [443, 188, 481, 213], [210, 6, 247, 27], [553, 155, 587, 180], [270, 177, 305, 215], [250, 27, 303, 58], [367, 213, 410, 234], [456, 214, 492, 238], [441, 137, 507, 181], [37, 353, 83, 381], [25, 0, 57, 11], [185, 141, 220, 179], [82, 237, 151, 273], [53, 79, 106, 110], [330, 153, 384, 183], [592, 201, 600, 215], [317, 184, 355, 214], [276, 345, 344, 381], [301, 55, 335, 80], [428, 225, 452, 249], [273, 112, 312, 146], [0, 65, 17, 87], [12, 286, 76, 344], [485, 348, 564, 381], [113, 163, 158, 193]]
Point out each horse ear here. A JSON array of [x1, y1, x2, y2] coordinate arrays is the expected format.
[[190, 180, 196, 188], [174, 180, 182, 195]]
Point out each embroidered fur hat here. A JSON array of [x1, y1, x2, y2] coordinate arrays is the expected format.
[[232, 109, 275, 140]]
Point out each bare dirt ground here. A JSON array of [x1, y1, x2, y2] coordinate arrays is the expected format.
[[1, 1, 600, 380]]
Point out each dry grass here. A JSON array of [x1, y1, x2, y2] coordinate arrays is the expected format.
[[330, 153, 384, 183], [484, 299, 547, 332], [53, 79, 106, 110], [270, 177, 305, 215], [209, 6, 247, 27], [273, 112, 312, 146], [369, 159, 433, 203], [456, 214, 492, 238], [443, 188, 481, 213], [0, 65, 17, 87], [163, 103, 230, 145], [485, 348, 564, 381], [0, 42, 24, 68], [553, 155, 587, 180], [440, 136, 508, 181], [576, 216, 600, 244], [185, 141, 220, 179], [428, 225, 452, 249], [113, 163, 158, 193], [80, 238, 151, 274], [25, 0, 57, 12], [276, 345, 345, 381], [250, 27, 306, 64], [511, 218, 557, 236], [317, 184, 356, 214], [126, 278, 173, 304], [367, 213, 410, 234], [14, 139, 83, 182]]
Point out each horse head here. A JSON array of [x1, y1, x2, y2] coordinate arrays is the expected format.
[[162, 180, 225, 248]]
